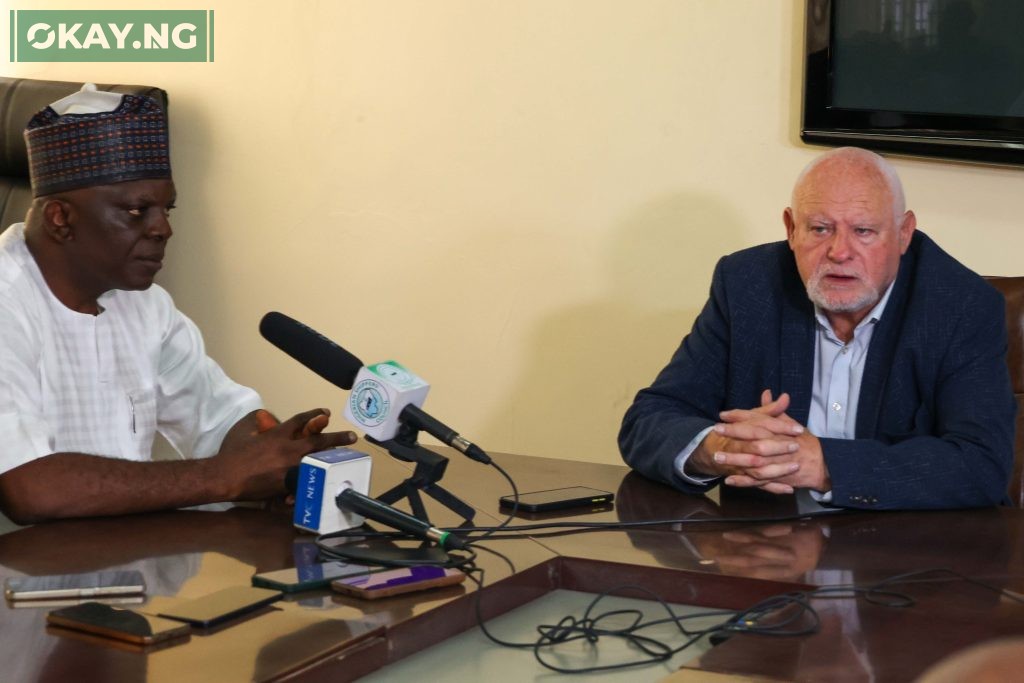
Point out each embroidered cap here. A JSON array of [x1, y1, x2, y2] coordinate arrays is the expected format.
[[24, 83, 171, 197]]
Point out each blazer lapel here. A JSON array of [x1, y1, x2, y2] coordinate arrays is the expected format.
[[779, 262, 815, 426], [856, 245, 915, 438]]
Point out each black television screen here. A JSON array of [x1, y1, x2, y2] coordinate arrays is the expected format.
[[803, 0, 1024, 165]]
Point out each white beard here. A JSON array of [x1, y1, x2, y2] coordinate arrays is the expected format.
[[805, 270, 880, 313]]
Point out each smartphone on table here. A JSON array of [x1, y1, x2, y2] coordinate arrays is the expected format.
[[499, 486, 614, 513], [47, 602, 190, 645], [10, 594, 145, 610], [156, 586, 283, 628], [4, 570, 146, 602], [331, 566, 465, 600]]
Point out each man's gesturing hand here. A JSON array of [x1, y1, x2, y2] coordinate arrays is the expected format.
[[213, 408, 357, 501]]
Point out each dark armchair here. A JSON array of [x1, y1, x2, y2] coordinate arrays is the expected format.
[[984, 276, 1024, 507]]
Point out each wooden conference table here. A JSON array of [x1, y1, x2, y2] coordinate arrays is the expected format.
[[2, 446, 1023, 682]]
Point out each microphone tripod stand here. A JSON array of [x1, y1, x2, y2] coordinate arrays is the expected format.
[[366, 422, 476, 526]]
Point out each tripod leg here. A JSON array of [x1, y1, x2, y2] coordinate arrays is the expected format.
[[421, 482, 476, 523], [406, 489, 430, 524], [374, 480, 434, 524], [376, 482, 408, 507]]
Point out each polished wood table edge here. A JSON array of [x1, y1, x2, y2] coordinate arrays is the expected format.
[[272, 626, 389, 683], [385, 560, 557, 664], [553, 557, 814, 610], [279, 560, 560, 679]]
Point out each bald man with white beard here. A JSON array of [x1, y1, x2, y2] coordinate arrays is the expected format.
[[620, 147, 1015, 510]]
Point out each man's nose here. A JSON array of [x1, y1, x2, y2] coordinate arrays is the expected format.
[[827, 228, 852, 261], [148, 211, 173, 242]]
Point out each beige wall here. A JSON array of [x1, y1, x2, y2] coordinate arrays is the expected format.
[[4, 1, 1023, 467]]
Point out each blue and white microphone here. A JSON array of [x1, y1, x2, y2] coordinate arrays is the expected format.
[[344, 361, 430, 441], [292, 447, 373, 534]]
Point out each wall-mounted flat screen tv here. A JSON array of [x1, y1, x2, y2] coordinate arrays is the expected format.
[[803, 0, 1024, 165]]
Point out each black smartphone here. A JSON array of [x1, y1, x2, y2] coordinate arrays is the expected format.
[[156, 586, 282, 628], [331, 566, 465, 600], [251, 562, 375, 593], [499, 486, 614, 512], [4, 570, 146, 602], [47, 602, 190, 645]]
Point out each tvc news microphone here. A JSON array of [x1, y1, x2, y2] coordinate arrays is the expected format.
[[259, 312, 490, 464], [336, 488, 468, 550], [290, 447, 465, 550]]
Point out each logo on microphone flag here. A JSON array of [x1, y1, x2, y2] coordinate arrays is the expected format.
[[350, 379, 391, 427], [345, 361, 430, 437]]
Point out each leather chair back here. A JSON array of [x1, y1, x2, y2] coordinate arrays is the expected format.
[[985, 276, 1024, 507], [0, 77, 167, 230]]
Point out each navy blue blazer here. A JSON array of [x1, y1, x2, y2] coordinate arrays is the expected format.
[[619, 232, 1015, 509]]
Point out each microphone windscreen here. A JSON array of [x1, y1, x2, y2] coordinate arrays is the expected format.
[[259, 312, 363, 389]]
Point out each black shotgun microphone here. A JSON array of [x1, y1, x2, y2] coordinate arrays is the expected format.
[[259, 312, 491, 464], [259, 311, 363, 389], [335, 488, 468, 551]]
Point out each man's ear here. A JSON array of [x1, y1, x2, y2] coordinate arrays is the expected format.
[[40, 199, 74, 243], [783, 207, 796, 245], [898, 210, 916, 254]]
